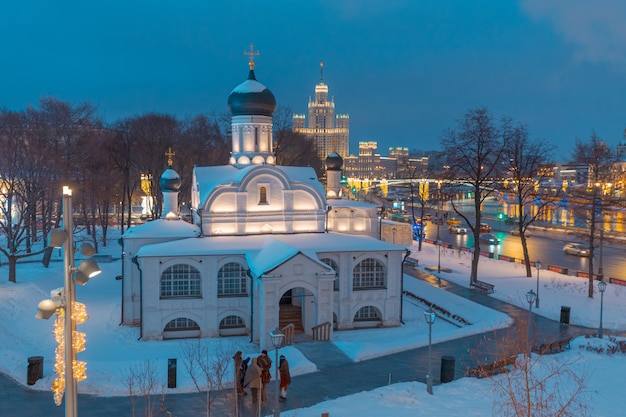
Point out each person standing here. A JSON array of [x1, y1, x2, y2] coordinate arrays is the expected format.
[[256, 350, 272, 402], [278, 355, 291, 401], [232, 351, 245, 396], [243, 357, 262, 408]]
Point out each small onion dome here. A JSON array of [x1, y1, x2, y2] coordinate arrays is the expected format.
[[159, 166, 181, 192], [228, 69, 276, 117], [325, 152, 343, 170]]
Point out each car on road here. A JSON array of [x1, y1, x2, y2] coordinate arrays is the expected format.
[[448, 225, 467, 234], [480, 223, 492, 232], [510, 229, 531, 237], [479, 233, 500, 245], [563, 243, 590, 257], [446, 217, 462, 225]]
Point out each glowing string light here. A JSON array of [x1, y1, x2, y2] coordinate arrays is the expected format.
[[50, 303, 89, 406]]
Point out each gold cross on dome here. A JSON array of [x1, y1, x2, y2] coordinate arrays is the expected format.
[[165, 147, 175, 166], [244, 43, 260, 70]]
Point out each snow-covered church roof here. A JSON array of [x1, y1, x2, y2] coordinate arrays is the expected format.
[[122, 218, 200, 239], [193, 164, 324, 206], [135, 232, 404, 277]]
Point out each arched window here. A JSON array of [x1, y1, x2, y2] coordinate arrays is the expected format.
[[218, 262, 248, 297], [160, 264, 201, 298], [164, 317, 200, 331], [259, 186, 268, 204], [320, 257, 339, 291], [354, 306, 382, 321], [353, 258, 385, 289], [219, 315, 245, 329]]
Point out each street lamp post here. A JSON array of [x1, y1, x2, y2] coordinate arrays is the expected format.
[[525, 290, 537, 356], [598, 280, 607, 339], [36, 187, 102, 417], [535, 261, 542, 308], [423, 310, 436, 395], [269, 328, 285, 417]]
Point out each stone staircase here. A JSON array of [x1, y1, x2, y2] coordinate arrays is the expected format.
[[279, 304, 303, 332]]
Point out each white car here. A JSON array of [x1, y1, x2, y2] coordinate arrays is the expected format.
[[448, 225, 467, 234], [563, 243, 590, 257]]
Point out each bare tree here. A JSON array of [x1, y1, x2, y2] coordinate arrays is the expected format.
[[0, 109, 55, 281], [121, 360, 163, 417], [471, 314, 590, 417], [502, 124, 556, 276], [181, 340, 239, 417], [128, 113, 180, 220], [176, 112, 231, 207], [571, 133, 615, 298], [441, 107, 508, 284], [273, 106, 323, 177]]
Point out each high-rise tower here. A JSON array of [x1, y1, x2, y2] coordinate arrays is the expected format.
[[293, 62, 349, 161]]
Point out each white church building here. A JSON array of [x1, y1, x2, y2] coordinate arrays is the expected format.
[[120, 57, 409, 349]]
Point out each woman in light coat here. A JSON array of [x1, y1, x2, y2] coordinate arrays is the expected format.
[[243, 357, 262, 406]]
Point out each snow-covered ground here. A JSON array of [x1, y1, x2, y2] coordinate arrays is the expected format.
[[1, 230, 625, 416]]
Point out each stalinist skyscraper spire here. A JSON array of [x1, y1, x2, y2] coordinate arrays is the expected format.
[[293, 62, 349, 161]]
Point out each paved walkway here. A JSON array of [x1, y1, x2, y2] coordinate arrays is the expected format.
[[0, 269, 597, 417]]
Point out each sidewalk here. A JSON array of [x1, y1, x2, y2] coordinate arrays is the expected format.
[[0, 269, 595, 417]]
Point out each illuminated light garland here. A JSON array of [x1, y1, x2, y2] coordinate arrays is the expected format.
[[72, 302, 88, 324], [73, 331, 86, 353], [52, 311, 65, 406], [50, 303, 89, 406]]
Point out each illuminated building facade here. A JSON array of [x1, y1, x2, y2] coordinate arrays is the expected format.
[[120, 54, 405, 349], [293, 62, 349, 161]]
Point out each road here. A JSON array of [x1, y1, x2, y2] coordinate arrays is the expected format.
[[420, 217, 626, 280]]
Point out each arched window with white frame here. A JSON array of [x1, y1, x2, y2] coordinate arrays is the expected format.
[[218, 262, 248, 297], [352, 258, 385, 289]]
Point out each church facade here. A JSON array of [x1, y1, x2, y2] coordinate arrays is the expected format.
[[120, 56, 407, 349]]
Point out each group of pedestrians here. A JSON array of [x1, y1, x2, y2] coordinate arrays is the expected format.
[[233, 349, 291, 408]]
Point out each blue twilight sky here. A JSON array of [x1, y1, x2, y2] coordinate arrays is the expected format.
[[2, 0, 626, 160]]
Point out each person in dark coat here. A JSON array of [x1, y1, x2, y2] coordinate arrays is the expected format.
[[240, 356, 249, 394], [232, 351, 246, 395], [278, 355, 291, 401], [256, 350, 272, 402]]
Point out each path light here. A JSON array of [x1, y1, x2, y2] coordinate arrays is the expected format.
[[269, 328, 284, 417], [35, 187, 102, 417], [535, 261, 542, 308], [598, 280, 607, 339], [525, 290, 536, 356], [424, 309, 436, 395]]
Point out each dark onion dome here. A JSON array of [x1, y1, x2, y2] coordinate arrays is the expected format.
[[159, 166, 181, 192], [325, 152, 343, 170], [228, 69, 276, 117]]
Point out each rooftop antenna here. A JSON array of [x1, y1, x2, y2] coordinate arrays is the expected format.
[[320, 61, 324, 82]]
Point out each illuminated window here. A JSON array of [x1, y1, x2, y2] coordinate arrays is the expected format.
[[219, 315, 245, 329], [259, 186, 268, 204], [160, 264, 201, 298], [354, 306, 381, 321], [353, 258, 385, 289], [321, 257, 339, 291], [218, 262, 248, 296]]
